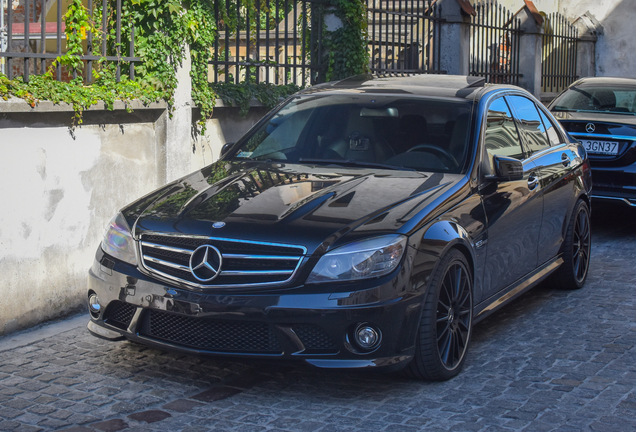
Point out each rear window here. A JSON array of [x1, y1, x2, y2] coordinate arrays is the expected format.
[[230, 95, 473, 174], [551, 86, 636, 115]]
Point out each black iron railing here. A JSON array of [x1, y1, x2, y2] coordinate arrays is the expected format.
[[366, 0, 443, 74], [469, 0, 521, 85], [0, 0, 138, 82], [209, 0, 326, 86], [541, 12, 578, 94]]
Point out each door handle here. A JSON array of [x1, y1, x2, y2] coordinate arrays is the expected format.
[[561, 153, 570, 167], [528, 174, 539, 190]]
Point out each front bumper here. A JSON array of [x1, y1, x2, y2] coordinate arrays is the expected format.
[[87, 248, 422, 370], [589, 164, 636, 206]]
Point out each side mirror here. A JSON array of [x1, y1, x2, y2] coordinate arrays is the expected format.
[[486, 155, 524, 182], [220, 142, 235, 157]]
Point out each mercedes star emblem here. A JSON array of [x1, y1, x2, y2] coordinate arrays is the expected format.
[[586, 123, 596, 133], [189, 245, 222, 282]]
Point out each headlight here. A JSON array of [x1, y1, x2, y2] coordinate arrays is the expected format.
[[307, 235, 407, 283], [101, 212, 137, 265]]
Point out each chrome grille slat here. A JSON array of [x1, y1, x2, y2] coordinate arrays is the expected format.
[[138, 233, 306, 289], [143, 255, 190, 272], [141, 241, 194, 255], [223, 253, 301, 261], [220, 270, 294, 276]]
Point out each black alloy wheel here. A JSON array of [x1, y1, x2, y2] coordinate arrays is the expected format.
[[405, 249, 473, 381], [436, 261, 472, 369], [572, 206, 591, 282], [552, 199, 591, 290]]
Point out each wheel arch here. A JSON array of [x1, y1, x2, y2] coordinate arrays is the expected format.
[[418, 220, 477, 289]]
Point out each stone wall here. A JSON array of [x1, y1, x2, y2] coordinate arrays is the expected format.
[[498, 0, 633, 79]]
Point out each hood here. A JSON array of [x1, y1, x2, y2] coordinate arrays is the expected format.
[[122, 160, 462, 253]]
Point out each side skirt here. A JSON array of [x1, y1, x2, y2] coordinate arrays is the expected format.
[[473, 257, 563, 324]]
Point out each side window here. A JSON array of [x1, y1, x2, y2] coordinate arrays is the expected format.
[[538, 109, 563, 146], [506, 95, 551, 154], [484, 97, 525, 173]]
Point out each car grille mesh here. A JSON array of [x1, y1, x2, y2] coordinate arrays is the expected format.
[[139, 234, 305, 288], [104, 301, 137, 330], [138, 310, 283, 353], [293, 324, 338, 352]]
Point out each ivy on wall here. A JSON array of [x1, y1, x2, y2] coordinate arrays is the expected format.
[[324, 0, 369, 81], [0, 0, 369, 133]]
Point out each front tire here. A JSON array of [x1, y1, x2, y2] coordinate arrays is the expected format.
[[552, 199, 591, 290], [405, 249, 473, 381]]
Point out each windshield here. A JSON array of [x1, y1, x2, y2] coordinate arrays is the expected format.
[[229, 95, 473, 173], [551, 86, 636, 115]]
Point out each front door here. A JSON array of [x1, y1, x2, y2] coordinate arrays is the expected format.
[[478, 96, 543, 300]]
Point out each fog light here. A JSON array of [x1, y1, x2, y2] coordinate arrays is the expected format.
[[88, 294, 101, 314], [354, 324, 381, 350]]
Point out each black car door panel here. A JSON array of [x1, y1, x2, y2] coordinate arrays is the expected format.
[[479, 96, 543, 299]]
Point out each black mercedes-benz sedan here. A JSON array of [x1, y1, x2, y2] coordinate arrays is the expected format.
[[88, 74, 591, 380], [549, 77, 636, 207]]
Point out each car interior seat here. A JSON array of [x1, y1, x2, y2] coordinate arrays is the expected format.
[[323, 110, 394, 163], [591, 89, 617, 111]]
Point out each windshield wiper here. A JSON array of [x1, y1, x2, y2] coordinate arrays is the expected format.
[[297, 158, 417, 172]]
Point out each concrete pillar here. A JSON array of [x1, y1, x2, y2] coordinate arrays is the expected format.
[[437, 0, 472, 75], [516, 5, 544, 98], [572, 12, 600, 79], [164, 45, 193, 183]]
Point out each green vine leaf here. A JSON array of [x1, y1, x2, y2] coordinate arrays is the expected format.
[[1, 0, 370, 137]]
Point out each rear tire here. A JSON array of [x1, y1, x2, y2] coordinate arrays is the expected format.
[[552, 199, 591, 290], [404, 249, 473, 381]]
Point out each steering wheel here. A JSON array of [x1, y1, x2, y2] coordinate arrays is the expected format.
[[406, 144, 459, 168]]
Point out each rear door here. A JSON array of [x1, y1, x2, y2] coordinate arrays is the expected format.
[[478, 96, 543, 299], [507, 95, 575, 265]]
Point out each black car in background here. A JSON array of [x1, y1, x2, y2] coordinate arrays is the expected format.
[[549, 77, 636, 207], [88, 75, 591, 380]]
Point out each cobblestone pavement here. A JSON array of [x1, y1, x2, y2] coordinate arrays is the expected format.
[[1, 203, 636, 432]]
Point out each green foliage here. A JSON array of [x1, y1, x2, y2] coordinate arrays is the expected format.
[[52, 0, 96, 74], [0, 73, 164, 134], [1, 0, 370, 135], [211, 82, 301, 116], [324, 0, 369, 81]]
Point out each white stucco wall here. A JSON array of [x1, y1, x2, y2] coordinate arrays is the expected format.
[[559, 0, 636, 78], [0, 105, 165, 335]]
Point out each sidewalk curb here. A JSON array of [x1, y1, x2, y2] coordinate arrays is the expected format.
[[0, 313, 89, 353]]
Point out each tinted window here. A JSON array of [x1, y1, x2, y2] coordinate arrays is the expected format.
[[551, 86, 636, 115], [538, 109, 562, 146], [230, 95, 473, 173], [506, 95, 550, 154], [484, 97, 524, 172]]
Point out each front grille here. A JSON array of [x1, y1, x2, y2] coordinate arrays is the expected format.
[[139, 234, 306, 289], [293, 324, 338, 352], [138, 310, 283, 353], [104, 301, 137, 330]]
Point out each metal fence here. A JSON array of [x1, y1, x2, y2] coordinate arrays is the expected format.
[[366, 0, 443, 75], [541, 12, 578, 94], [209, 0, 326, 86], [469, 0, 521, 85], [0, 0, 139, 82]]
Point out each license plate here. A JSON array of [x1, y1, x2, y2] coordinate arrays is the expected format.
[[581, 139, 619, 155]]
